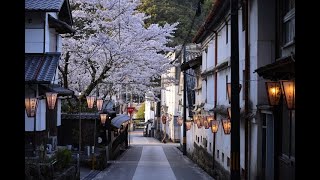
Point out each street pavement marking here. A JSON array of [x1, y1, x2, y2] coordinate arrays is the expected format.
[[132, 146, 176, 180]]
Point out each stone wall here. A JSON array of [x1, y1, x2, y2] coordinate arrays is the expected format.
[[188, 142, 230, 180]]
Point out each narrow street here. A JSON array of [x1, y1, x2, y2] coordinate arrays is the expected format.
[[91, 129, 214, 180]]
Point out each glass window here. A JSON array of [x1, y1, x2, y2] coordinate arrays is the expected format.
[[282, 0, 295, 45]]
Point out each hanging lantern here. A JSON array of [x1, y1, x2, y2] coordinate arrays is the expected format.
[[281, 80, 295, 110], [227, 83, 242, 104], [265, 81, 282, 106], [222, 119, 231, 134], [100, 113, 107, 125], [86, 96, 95, 109], [45, 92, 58, 110], [211, 119, 219, 133], [96, 99, 104, 111], [186, 121, 192, 131], [177, 116, 183, 126], [203, 117, 210, 129], [25, 97, 38, 117]]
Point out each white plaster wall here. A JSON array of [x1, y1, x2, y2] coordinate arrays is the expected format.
[[144, 100, 151, 123], [217, 23, 231, 64], [25, 29, 44, 53], [201, 80, 207, 103], [57, 99, 61, 126], [215, 114, 231, 171], [207, 41, 215, 68], [207, 75, 214, 104], [217, 68, 230, 105], [25, 12, 61, 53]]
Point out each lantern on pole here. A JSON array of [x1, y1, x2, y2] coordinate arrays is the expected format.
[[100, 114, 107, 125], [96, 99, 104, 111], [86, 96, 95, 109], [207, 116, 219, 133], [46, 92, 58, 110], [25, 97, 38, 117], [222, 119, 231, 134]]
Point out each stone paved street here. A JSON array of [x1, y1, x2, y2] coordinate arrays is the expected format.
[[86, 130, 214, 180]]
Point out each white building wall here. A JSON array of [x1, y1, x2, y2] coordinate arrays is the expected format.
[[217, 22, 231, 64], [25, 13, 45, 53], [25, 99, 46, 131], [57, 99, 62, 126], [215, 114, 231, 171]]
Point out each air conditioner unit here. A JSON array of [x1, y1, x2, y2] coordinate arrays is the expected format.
[[48, 136, 57, 151]]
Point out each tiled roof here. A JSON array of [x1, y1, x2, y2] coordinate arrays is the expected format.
[[25, 53, 61, 83], [25, 0, 65, 11], [39, 84, 74, 96]]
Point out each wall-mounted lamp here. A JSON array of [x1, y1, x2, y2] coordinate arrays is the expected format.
[[46, 92, 58, 110], [222, 119, 231, 134], [281, 80, 295, 110], [265, 81, 282, 106], [25, 97, 38, 117]]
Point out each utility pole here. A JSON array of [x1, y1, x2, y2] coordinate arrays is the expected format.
[[230, 0, 240, 179], [183, 46, 187, 155]]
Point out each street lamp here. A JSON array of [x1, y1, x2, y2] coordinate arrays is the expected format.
[[96, 99, 104, 111], [127, 106, 135, 148], [222, 119, 231, 134], [25, 97, 38, 156], [207, 116, 219, 133], [265, 81, 282, 106], [46, 92, 58, 109], [78, 92, 82, 177], [100, 113, 107, 125], [281, 80, 295, 110], [86, 95, 96, 169], [86, 96, 95, 109]]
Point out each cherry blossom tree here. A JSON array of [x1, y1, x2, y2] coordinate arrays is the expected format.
[[59, 0, 178, 102]]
